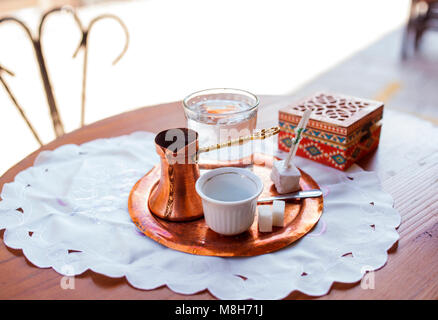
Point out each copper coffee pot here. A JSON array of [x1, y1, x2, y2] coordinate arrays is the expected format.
[[148, 128, 202, 221], [148, 127, 280, 222]]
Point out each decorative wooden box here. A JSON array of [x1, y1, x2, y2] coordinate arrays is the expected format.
[[278, 93, 384, 170]]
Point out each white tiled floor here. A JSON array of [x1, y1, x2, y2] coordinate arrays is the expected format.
[[1, 0, 429, 175]]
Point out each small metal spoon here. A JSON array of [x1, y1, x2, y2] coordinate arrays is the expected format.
[[257, 189, 322, 204]]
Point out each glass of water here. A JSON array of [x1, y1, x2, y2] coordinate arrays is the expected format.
[[183, 88, 259, 162]]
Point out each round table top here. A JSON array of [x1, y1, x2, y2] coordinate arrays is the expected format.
[[0, 95, 437, 299]]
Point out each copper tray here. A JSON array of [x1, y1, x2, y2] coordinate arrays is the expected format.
[[128, 153, 323, 257]]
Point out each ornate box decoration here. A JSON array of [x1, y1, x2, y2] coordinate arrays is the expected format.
[[278, 93, 384, 170]]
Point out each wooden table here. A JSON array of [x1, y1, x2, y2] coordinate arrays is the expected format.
[[0, 95, 437, 299]]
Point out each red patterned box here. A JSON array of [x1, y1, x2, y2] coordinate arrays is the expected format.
[[278, 93, 384, 170]]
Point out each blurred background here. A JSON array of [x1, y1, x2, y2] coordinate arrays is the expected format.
[[0, 0, 437, 175]]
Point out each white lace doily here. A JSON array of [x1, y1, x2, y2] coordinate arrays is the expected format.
[[0, 131, 400, 299]]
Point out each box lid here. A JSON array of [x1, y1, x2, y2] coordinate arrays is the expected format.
[[279, 93, 384, 136]]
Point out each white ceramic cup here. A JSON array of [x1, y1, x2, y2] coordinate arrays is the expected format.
[[195, 167, 264, 236]]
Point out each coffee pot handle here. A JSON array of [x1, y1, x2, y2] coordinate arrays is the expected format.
[[198, 126, 280, 155]]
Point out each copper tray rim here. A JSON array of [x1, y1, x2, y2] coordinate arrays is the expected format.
[[128, 153, 324, 257]]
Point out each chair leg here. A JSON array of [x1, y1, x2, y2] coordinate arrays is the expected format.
[[401, 0, 420, 60], [414, 26, 425, 51], [401, 22, 413, 59], [415, 2, 433, 51]]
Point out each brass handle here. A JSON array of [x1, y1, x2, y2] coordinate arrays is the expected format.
[[198, 126, 280, 154]]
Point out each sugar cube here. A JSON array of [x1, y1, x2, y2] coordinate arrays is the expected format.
[[270, 159, 301, 194], [272, 200, 285, 227], [258, 205, 272, 232]]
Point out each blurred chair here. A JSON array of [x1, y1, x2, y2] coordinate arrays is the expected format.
[[401, 0, 438, 59], [0, 7, 128, 146]]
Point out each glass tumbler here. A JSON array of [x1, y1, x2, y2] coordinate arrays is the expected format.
[[183, 88, 259, 162]]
